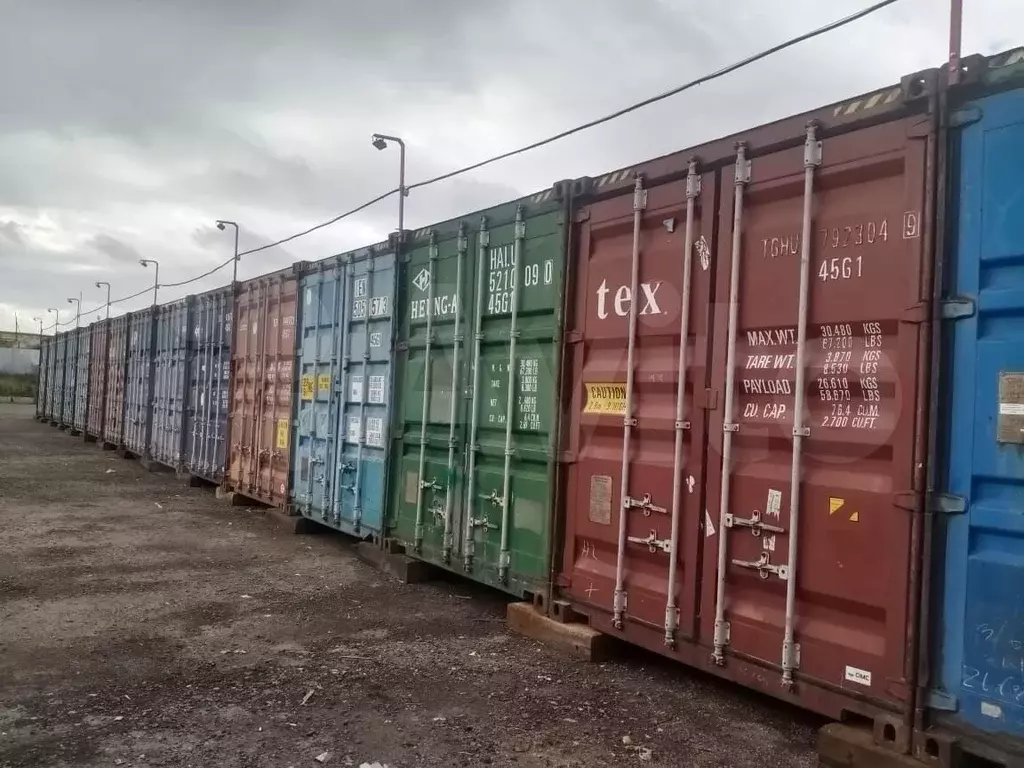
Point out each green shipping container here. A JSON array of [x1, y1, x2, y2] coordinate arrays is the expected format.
[[387, 183, 573, 599]]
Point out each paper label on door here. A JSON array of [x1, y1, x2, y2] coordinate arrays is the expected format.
[[998, 373, 1024, 444], [349, 376, 364, 402], [844, 665, 872, 686], [766, 488, 782, 519], [346, 416, 360, 443], [300, 375, 314, 400], [705, 510, 716, 537], [365, 416, 383, 447], [368, 375, 386, 404], [275, 419, 289, 450], [589, 475, 612, 524], [317, 374, 331, 393], [583, 383, 626, 415]]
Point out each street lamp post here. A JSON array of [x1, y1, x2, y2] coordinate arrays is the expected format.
[[32, 316, 43, 337], [67, 293, 81, 329], [47, 307, 59, 333], [371, 133, 407, 238], [140, 259, 160, 306], [216, 220, 240, 285], [95, 281, 111, 320]]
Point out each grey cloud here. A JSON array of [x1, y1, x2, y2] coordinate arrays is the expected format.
[[89, 234, 141, 265]]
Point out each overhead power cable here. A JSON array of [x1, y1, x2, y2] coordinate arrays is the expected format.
[[41, 0, 901, 333]]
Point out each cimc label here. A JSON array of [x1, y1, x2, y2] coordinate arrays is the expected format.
[[583, 383, 627, 415]]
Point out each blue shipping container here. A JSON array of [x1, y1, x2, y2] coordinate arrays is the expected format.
[[936, 83, 1024, 745], [291, 246, 395, 537], [150, 298, 193, 471], [184, 286, 233, 485], [124, 308, 156, 459]]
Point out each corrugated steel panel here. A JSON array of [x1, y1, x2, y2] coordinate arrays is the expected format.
[[60, 329, 78, 428], [227, 267, 300, 507], [292, 246, 395, 537], [184, 286, 233, 485], [558, 67, 939, 731], [103, 314, 131, 448], [388, 191, 570, 598], [71, 326, 91, 433], [933, 85, 1024, 746], [149, 298, 193, 471], [47, 332, 66, 423], [124, 308, 156, 458], [86, 320, 110, 438], [36, 337, 51, 419]]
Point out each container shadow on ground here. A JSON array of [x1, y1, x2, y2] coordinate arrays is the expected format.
[[0, 403, 819, 768]]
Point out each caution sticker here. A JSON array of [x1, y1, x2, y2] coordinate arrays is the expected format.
[[317, 374, 331, 393], [583, 383, 627, 415], [829, 497, 845, 516], [276, 419, 289, 450], [300, 375, 314, 400]]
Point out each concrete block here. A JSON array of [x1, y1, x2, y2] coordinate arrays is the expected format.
[[506, 601, 616, 662], [355, 543, 438, 584]]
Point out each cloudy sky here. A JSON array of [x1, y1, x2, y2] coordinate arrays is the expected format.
[[1, 0, 1018, 332]]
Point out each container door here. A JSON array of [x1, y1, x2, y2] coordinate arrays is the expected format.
[[703, 118, 928, 710], [938, 87, 1024, 737], [561, 171, 715, 641], [294, 270, 343, 524], [391, 229, 470, 563], [336, 254, 394, 537], [465, 206, 566, 597]]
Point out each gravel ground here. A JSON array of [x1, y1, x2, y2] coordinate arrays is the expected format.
[[0, 403, 821, 767]]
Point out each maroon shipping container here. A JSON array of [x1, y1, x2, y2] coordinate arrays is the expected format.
[[226, 267, 300, 507], [557, 68, 939, 744], [103, 313, 131, 449], [86, 319, 110, 440]]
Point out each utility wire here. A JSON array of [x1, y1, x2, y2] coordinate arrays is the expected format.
[[41, 0, 900, 333]]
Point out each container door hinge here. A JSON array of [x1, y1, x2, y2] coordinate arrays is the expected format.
[[949, 106, 983, 129], [906, 116, 934, 139], [396, 341, 409, 351], [566, 329, 583, 344], [574, 209, 591, 223], [926, 688, 958, 712], [893, 491, 967, 515]]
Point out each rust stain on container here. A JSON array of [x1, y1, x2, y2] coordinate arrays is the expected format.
[[86, 320, 110, 439], [558, 77, 934, 729], [226, 268, 299, 507]]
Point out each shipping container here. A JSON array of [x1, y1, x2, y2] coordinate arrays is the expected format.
[[925, 56, 1024, 765], [226, 266, 300, 507], [124, 308, 156, 459], [103, 314, 131, 449], [557, 62, 944, 738], [184, 286, 233, 485], [86, 320, 110, 440], [36, 336, 51, 419], [60, 328, 78, 429], [387, 189, 571, 598], [149, 298, 193, 471], [71, 325, 91, 435], [291, 245, 395, 537], [47, 331, 67, 423]]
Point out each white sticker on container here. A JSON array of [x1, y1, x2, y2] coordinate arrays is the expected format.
[[766, 488, 782, 519], [705, 510, 716, 537], [349, 375, 364, 401], [999, 403, 1024, 416], [368, 375, 386, 404], [844, 666, 872, 686], [305, 288, 312, 304], [980, 701, 1003, 718], [697, 235, 711, 271], [365, 416, 384, 447], [346, 416, 360, 442], [686, 475, 695, 493], [354, 277, 368, 298]]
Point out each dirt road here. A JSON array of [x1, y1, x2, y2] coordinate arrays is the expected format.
[[0, 404, 820, 767]]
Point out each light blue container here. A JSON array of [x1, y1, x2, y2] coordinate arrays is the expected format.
[[291, 243, 395, 538], [933, 75, 1024, 753]]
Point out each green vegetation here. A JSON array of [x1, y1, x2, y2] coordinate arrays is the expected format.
[[0, 373, 37, 398]]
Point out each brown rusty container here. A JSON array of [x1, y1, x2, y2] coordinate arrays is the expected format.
[[557, 66, 940, 744], [86, 319, 110, 439], [103, 313, 131, 449], [226, 267, 300, 507]]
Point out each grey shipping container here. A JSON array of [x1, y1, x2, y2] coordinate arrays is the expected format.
[[124, 308, 156, 459], [149, 298, 193, 471], [36, 336, 51, 419], [48, 331, 67, 423], [71, 325, 91, 435], [184, 286, 233, 485]]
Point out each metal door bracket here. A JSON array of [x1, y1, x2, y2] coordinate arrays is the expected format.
[[732, 552, 789, 580], [627, 529, 672, 554], [941, 297, 976, 320], [724, 510, 785, 537], [625, 494, 667, 516]]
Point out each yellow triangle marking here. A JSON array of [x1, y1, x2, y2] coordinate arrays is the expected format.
[[829, 497, 845, 516], [849, 511, 859, 523]]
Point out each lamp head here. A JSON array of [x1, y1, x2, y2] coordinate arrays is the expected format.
[[216, 221, 226, 231], [371, 135, 387, 151]]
